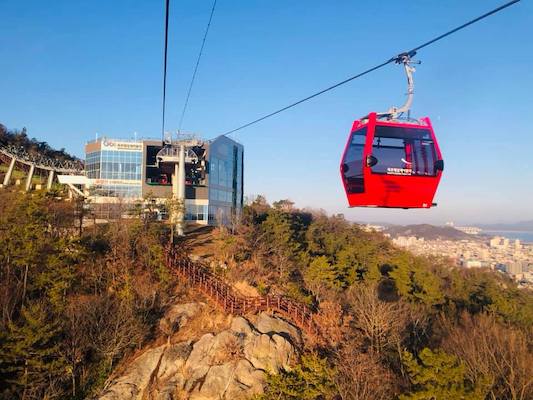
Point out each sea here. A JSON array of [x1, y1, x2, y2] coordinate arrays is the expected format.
[[482, 230, 533, 244]]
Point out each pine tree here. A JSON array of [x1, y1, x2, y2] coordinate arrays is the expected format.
[[256, 354, 337, 400], [1, 302, 67, 399], [388, 252, 444, 306], [304, 256, 347, 301], [400, 348, 486, 400], [261, 210, 302, 279]]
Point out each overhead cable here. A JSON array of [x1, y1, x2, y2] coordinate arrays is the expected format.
[[161, 0, 170, 142], [178, 0, 218, 132], [219, 0, 520, 137]]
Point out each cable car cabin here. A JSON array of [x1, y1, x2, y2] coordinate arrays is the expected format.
[[340, 112, 444, 209]]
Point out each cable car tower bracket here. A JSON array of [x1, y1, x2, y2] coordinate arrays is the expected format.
[[156, 134, 205, 237]]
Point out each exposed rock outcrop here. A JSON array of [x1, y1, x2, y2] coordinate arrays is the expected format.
[[98, 304, 301, 400]]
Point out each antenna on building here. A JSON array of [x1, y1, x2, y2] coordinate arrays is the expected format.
[[134, 131, 138, 141], [95, 132, 99, 141]]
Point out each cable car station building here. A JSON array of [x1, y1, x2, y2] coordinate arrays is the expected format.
[[84, 135, 244, 225]]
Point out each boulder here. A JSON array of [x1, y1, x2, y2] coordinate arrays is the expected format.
[[159, 303, 204, 336], [98, 303, 302, 400], [254, 312, 302, 347], [189, 364, 235, 400], [183, 333, 215, 392], [99, 346, 166, 400], [228, 359, 265, 395], [230, 316, 254, 337], [243, 333, 294, 373], [157, 341, 193, 382]]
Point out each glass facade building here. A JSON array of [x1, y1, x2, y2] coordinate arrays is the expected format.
[[207, 136, 244, 224], [85, 136, 243, 225], [85, 139, 143, 199]]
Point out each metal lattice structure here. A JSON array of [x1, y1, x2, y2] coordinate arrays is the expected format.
[[166, 245, 319, 337], [0, 144, 84, 174]]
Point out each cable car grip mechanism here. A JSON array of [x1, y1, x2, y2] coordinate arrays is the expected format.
[[379, 52, 421, 120]]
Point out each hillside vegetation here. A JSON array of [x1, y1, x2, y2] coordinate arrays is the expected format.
[[212, 197, 533, 400], [0, 191, 532, 400], [0, 124, 80, 162], [0, 189, 178, 399]]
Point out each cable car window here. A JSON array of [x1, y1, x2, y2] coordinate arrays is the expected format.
[[371, 125, 438, 176], [411, 138, 437, 176], [342, 127, 366, 193]]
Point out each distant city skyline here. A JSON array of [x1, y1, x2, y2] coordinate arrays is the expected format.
[[392, 232, 533, 287], [1, 0, 532, 224]]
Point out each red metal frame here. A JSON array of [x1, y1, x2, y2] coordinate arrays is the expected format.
[[340, 112, 443, 209]]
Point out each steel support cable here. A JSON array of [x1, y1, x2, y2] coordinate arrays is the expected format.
[[219, 0, 520, 137], [178, 0, 218, 133], [161, 0, 170, 142], [407, 0, 520, 55]]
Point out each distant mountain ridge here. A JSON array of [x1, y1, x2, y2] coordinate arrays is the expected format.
[[385, 224, 472, 241], [478, 220, 533, 232]]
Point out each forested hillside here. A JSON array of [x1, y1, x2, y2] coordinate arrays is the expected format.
[[0, 124, 80, 162], [213, 197, 533, 400], [0, 191, 532, 400], [0, 189, 177, 399]]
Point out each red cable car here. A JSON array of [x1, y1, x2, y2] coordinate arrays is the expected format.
[[340, 54, 444, 209]]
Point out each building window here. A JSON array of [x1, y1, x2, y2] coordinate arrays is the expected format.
[[85, 151, 102, 179], [99, 150, 142, 180], [91, 184, 141, 198], [185, 204, 208, 221]]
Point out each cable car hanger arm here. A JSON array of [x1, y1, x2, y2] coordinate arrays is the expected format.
[[377, 53, 421, 120]]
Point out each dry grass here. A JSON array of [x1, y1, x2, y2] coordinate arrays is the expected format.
[[233, 280, 260, 298], [170, 387, 189, 400], [183, 226, 217, 259], [172, 303, 232, 343], [212, 334, 244, 365]]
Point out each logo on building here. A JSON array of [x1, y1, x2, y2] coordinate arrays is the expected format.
[[101, 140, 142, 151]]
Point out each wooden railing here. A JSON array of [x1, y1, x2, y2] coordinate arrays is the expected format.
[[166, 246, 319, 337]]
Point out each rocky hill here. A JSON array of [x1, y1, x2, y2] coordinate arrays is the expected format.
[[98, 303, 301, 400], [385, 224, 472, 240]]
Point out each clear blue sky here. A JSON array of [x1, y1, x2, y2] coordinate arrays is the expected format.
[[1, 0, 532, 225]]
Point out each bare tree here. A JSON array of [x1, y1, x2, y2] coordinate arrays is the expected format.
[[441, 313, 533, 400], [60, 298, 92, 398], [334, 345, 398, 400], [86, 296, 145, 369], [345, 284, 410, 356], [312, 300, 351, 348]]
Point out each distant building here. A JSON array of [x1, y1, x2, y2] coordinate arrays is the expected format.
[[490, 236, 502, 248], [393, 235, 422, 248], [506, 261, 523, 276], [362, 224, 385, 232], [463, 259, 483, 268], [455, 226, 482, 235], [84, 135, 244, 225]]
